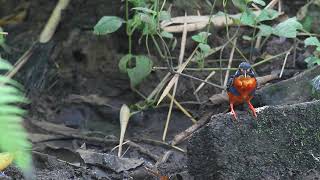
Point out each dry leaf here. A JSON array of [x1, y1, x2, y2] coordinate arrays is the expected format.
[[118, 104, 130, 157]]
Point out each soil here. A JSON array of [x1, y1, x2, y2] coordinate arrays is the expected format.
[[0, 0, 317, 180]]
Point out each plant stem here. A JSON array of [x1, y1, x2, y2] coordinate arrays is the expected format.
[[252, 50, 289, 67], [126, 0, 132, 54]]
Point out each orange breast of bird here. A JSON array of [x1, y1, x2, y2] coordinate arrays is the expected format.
[[228, 76, 257, 105]]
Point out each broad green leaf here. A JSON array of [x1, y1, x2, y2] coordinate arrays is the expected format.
[[304, 37, 320, 47], [257, 24, 273, 37], [127, 56, 153, 87], [0, 57, 32, 173], [132, 7, 156, 14], [256, 9, 280, 22], [94, 16, 124, 35], [273, 17, 303, 38], [192, 32, 211, 44], [252, 0, 265, 6], [160, 31, 173, 39], [199, 43, 211, 54], [159, 11, 171, 21], [240, 9, 256, 26], [119, 54, 133, 73]]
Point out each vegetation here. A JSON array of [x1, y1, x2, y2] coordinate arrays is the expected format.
[[0, 29, 32, 173]]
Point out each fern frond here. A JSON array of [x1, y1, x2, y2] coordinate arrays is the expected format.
[[0, 56, 32, 171]]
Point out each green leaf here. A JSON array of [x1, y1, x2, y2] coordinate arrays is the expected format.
[[301, 15, 313, 32], [139, 13, 153, 24], [257, 24, 273, 37], [94, 16, 124, 35], [192, 32, 211, 44], [240, 9, 256, 26], [140, 13, 157, 35], [132, 7, 156, 15], [252, 0, 266, 6], [305, 56, 320, 68], [171, 38, 177, 50], [199, 43, 211, 54], [0, 58, 32, 173], [273, 17, 303, 38], [128, 0, 146, 7], [160, 31, 173, 39], [304, 37, 320, 47], [119, 54, 133, 73], [159, 11, 171, 21], [128, 14, 142, 29], [127, 56, 153, 87], [256, 9, 280, 22], [0, 57, 13, 70]]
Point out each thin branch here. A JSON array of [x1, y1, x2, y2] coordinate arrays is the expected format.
[[279, 47, 293, 78], [223, 38, 237, 90], [167, 93, 197, 123], [153, 67, 238, 71], [174, 71, 225, 90], [194, 71, 216, 94]]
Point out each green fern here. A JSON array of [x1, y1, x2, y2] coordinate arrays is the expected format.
[[0, 56, 32, 172]]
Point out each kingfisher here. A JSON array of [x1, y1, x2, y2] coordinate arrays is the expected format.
[[227, 62, 257, 120]]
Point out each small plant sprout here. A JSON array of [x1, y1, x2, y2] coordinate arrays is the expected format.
[[304, 37, 320, 68]]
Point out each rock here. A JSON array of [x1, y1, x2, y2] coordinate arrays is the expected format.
[[77, 150, 144, 173], [188, 100, 320, 180], [254, 66, 320, 106]]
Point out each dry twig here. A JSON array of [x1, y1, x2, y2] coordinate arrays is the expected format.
[[171, 112, 213, 146], [162, 13, 188, 141]]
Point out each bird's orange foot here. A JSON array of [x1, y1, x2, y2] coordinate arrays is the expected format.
[[247, 101, 257, 118], [230, 103, 238, 120]]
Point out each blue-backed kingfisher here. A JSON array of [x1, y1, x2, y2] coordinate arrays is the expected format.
[[227, 62, 257, 120]]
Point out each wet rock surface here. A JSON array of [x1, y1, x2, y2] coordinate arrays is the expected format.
[[254, 66, 320, 106], [188, 100, 320, 180]]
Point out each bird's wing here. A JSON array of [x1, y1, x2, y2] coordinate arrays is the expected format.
[[249, 77, 257, 96], [226, 75, 234, 91], [227, 75, 240, 96]]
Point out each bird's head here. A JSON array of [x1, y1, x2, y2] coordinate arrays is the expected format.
[[236, 62, 254, 78]]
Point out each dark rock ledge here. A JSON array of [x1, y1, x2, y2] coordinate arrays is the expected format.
[[188, 100, 320, 180]]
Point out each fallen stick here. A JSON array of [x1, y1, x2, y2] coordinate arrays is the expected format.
[[171, 112, 213, 146], [162, 9, 283, 33], [161, 11, 262, 33]]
